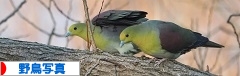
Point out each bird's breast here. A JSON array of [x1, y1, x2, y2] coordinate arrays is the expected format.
[[134, 30, 161, 55]]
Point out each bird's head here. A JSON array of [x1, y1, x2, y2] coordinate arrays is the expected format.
[[119, 26, 137, 47], [65, 23, 86, 37]]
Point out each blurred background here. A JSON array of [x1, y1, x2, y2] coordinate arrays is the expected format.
[[0, 0, 239, 75]]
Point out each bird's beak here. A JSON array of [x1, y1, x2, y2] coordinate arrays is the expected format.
[[65, 31, 71, 37], [120, 41, 125, 48]]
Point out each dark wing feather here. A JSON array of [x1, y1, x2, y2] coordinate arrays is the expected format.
[[159, 21, 195, 54], [158, 21, 202, 54], [181, 32, 224, 54], [180, 32, 209, 54], [159, 21, 217, 54], [91, 10, 148, 26]]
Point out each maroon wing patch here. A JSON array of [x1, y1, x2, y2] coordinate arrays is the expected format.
[[159, 22, 190, 54]]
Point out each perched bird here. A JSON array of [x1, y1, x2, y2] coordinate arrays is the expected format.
[[66, 10, 148, 56], [120, 20, 224, 59]]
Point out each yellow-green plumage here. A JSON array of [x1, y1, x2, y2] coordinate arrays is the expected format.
[[67, 23, 139, 55], [120, 20, 224, 59], [66, 10, 149, 56]]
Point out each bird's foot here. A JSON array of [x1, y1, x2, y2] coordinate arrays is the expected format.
[[147, 58, 167, 67], [154, 58, 167, 66], [138, 55, 151, 60], [147, 58, 159, 64]]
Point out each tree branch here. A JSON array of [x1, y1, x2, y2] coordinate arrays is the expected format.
[[200, 0, 216, 71], [38, 0, 67, 45], [64, 0, 74, 47], [82, 0, 97, 51], [38, 0, 56, 45], [227, 14, 240, 48], [102, 0, 112, 11], [10, 0, 65, 39], [85, 59, 100, 76], [0, 38, 216, 76], [0, 0, 26, 25], [9, 0, 49, 35], [52, 0, 80, 22]]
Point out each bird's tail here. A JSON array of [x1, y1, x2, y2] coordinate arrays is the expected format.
[[192, 32, 224, 48], [202, 41, 224, 48]]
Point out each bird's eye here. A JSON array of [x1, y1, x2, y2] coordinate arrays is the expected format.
[[126, 34, 129, 37], [74, 27, 77, 30]]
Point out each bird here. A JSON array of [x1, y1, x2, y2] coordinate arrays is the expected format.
[[65, 10, 148, 56], [120, 20, 224, 59]]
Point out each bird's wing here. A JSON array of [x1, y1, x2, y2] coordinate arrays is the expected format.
[[91, 10, 148, 26], [157, 21, 197, 54], [158, 21, 223, 54]]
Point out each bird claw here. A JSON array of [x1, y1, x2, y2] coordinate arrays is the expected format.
[[138, 55, 151, 60], [154, 58, 167, 67], [147, 58, 160, 64], [146, 57, 169, 66]]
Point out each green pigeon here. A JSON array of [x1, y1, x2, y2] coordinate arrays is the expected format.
[[66, 10, 148, 56], [120, 20, 224, 59]]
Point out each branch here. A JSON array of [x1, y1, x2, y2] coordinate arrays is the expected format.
[[38, 0, 55, 45], [200, 0, 216, 71], [52, 0, 80, 22], [227, 14, 240, 48], [215, 51, 240, 73], [102, 0, 112, 11], [10, 0, 65, 39], [64, 0, 74, 47], [9, 0, 49, 35], [0, 38, 216, 76], [38, 0, 66, 45], [0, 0, 26, 25], [191, 18, 202, 70], [85, 59, 100, 76], [82, 0, 97, 51], [220, 25, 237, 35], [210, 38, 228, 71], [95, 0, 104, 26]]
